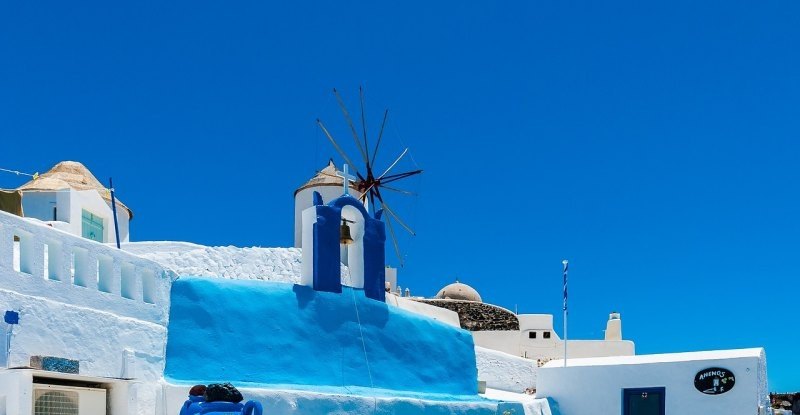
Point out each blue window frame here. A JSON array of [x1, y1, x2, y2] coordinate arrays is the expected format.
[[623, 387, 665, 415]]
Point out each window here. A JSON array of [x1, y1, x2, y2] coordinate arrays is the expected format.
[[528, 331, 536, 339], [543, 331, 551, 339], [81, 210, 105, 242]]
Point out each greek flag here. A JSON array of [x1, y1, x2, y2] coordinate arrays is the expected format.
[[562, 260, 569, 312]]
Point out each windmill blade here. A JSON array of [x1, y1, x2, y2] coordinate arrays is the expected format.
[[384, 214, 404, 267], [377, 197, 416, 236], [317, 169, 364, 187], [333, 88, 369, 164], [383, 204, 416, 236], [371, 109, 389, 167], [316, 170, 339, 179], [360, 182, 377, 198], [379, 169, 423, 185], [381, 184, 417, 196], [316, 119, 361, 175], [378, 148, 409, 180], [368, 190, 376, 214], [359, 86, 369, 165]]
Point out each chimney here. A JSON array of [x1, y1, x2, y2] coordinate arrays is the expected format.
[[605, 311, 622, 341]]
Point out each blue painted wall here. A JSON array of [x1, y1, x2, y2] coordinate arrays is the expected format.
[[165, 278, 479, 396]]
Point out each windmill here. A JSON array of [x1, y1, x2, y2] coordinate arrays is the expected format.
[[316, 87, 422, 266]]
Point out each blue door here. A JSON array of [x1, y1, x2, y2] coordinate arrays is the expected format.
[[623, 387, 665, 415]]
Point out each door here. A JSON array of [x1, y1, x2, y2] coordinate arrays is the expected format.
[[623, 387, 665, 415]]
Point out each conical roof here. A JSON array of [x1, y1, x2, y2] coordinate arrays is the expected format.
[[17, 161, 133, 219], [294, 159, 359, 196]]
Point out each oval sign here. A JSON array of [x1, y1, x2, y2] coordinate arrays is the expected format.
[[694, 367, 735, 395]]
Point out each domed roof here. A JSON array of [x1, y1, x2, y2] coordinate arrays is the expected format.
[[17, 161, 133, 220], [435, 281, 482, 302], [294, 159, 359, 196]]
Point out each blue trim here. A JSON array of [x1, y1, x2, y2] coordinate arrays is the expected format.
[[362, 215, 386, 302], [622, 387, 665, 415], [312, 206, 342, 294], [308, 195, 387, 301], [312, 191, 324, 206], [328, 194, 369, 217], [3, 310, 18, 325]]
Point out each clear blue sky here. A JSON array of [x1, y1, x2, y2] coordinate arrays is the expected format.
[[2, 1, 798, 391]]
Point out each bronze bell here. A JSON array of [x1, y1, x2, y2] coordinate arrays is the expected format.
[[340, 218, 354, 245]]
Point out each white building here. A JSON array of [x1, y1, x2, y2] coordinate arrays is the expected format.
[[14, 161, 133, 244], [415, 281, 635, 366], [0, 205, 171, 415], [537, 348, 770, 414], [0, 158, 776, 415]]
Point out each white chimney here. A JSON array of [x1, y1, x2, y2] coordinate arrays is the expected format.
[[605, 311, 622, 341]]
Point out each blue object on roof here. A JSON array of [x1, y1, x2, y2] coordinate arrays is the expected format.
[[4, 310, 18, 325]]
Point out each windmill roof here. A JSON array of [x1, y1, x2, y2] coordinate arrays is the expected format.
[[17, 161, 133, 220], [294, 159, 359, 196]]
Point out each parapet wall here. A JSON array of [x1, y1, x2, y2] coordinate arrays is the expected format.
[[0, 210, 172, 324], [0, 210, 173, 380], [165, 278, 480, 397], [413, 299, 520, 331]]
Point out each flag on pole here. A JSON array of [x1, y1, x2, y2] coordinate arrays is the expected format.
[[562, 260, 569, 312]]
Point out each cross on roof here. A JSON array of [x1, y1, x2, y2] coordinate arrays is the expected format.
[[335, 164, 357, 196]]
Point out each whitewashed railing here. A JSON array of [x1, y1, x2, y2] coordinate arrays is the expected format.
[[0, 210, 173, 325]]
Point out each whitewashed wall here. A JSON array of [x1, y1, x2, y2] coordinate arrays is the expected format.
[[472, 329, 634, 364], [537, 349, 769, 414], [68, 190, 130, 244], [475, 346, 537, 393], [384, 294, 462, 328], [0, 210, 171, 383], [21, 190, 130, 244], [472, 331, 520, 356]]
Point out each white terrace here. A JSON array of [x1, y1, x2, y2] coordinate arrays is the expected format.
[[0, 210, 172, 325]]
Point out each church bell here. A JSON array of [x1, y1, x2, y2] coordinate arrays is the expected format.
[[340, 218, 354, 245]]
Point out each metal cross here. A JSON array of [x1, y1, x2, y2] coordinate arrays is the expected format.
[[336, 164, 357, 196]]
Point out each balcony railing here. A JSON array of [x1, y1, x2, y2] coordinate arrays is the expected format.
[[0, 210, 173, 325]]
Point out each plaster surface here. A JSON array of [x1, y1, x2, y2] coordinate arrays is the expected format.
[[165, 278, 479, 397]]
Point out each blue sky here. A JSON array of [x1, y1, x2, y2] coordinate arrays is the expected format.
[[2, 1, 798, 391]]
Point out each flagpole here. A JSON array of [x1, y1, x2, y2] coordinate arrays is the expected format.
[[109, 178, 121, 249], [562, 259, 569, 368]]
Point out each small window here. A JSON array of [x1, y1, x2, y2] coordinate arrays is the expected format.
[[543, 331, 551, 339], [81, 209, 105, 243], [528, 331, 536, 339]]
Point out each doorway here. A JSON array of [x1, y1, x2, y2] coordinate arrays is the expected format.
[[623, 387, 665, 415]]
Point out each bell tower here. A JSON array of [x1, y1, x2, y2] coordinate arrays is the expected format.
[[299, 164, 386, 302]]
